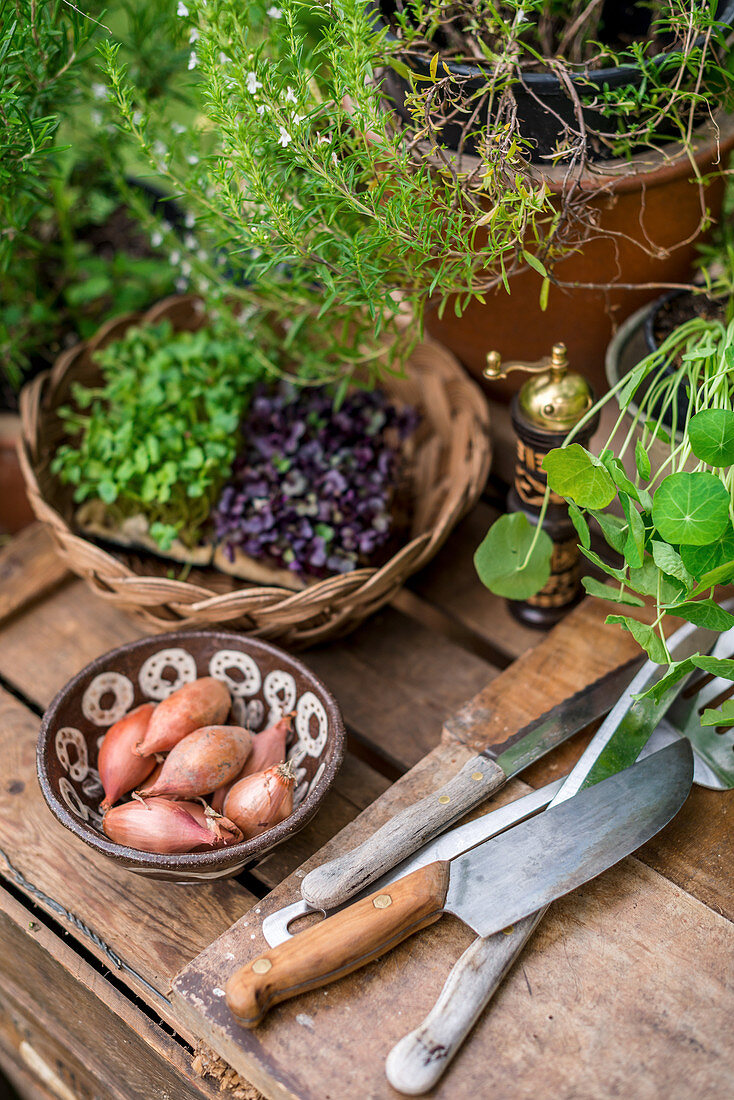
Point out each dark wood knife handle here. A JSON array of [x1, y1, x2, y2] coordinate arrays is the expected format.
[[226, 862, 450, 1028], [300, 756, 506, 910]]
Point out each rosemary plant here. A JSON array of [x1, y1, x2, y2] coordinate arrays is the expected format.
[[99, 0, 734, 362]]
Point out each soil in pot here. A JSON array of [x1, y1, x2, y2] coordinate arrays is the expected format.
[[649, 289, 728, 347]]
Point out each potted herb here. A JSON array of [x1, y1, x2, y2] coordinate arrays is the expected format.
[[101, 0, 734, 395], [475, 285, 734, 708]]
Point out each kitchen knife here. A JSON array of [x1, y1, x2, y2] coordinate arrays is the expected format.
[[225, 739, 692, 1028], [262, 776, 565, 947], [300, 656, 644, 911], [385, 614, 726, 1095]]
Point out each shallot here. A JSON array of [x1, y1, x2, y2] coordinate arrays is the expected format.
[[102, 797, 238, 854], [186, 802, 244, 847], [135, 677, 231, 756], [211, 715, 290, 814], [224, 760, 296, 839], [137, 725, 252, 800], [98, 703, 157, 812]]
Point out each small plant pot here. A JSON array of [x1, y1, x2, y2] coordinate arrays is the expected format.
[[374, 0, 734, 161], [0, 414, 35, 536], [605, 299, 699, 476]]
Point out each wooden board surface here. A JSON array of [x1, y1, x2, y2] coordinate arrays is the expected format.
[[171, 740, 734, 1100]]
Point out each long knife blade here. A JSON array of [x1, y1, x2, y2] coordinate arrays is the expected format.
[[262, 776, 565, 947], [387, 614, 726, 1095], [226, 743, 693, 1029], [443, 739, 692, 938], [300, 655, 644, 910]]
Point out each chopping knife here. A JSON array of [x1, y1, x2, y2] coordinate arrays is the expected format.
[[263, 776, 566, 947], [300, 657, 644, 911], [225, 739, 692, 1028], [385, 614, 725, 1095]]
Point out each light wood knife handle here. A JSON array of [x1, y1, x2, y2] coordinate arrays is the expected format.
[[226, 861, 450, 1028], [301, 756, 505, 909], [385, 912, 544, 1094]]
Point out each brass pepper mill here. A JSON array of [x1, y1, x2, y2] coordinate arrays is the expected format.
[[484, 342, 598, 629]]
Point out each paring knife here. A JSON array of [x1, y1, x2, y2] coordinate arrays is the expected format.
[[224, 739, 692, 1028], [385, 614, 725, 1095], [262, 776, 566, 947], [300, 657, 644, 911]]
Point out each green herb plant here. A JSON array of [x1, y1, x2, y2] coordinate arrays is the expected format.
[[475, 311, 734, 715], [100, 0, 734, 357], [51, 320, 266, 550]]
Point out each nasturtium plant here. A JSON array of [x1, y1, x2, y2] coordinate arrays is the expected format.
[[474, 513, 553, 600], [475, 310, 734, 701]]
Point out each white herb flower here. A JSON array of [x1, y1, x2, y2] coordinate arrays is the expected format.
[[186, 154, 199, 165], [91, 110, 103, 127], [91, 82, 107, 100], [189, 27, 199, 43], [153, 139, 168, 158], [185, 212, 196, 228], [285, 85, 297, 103], [171, 121, 186, 134], [151, 230, 164, 247], [245, 71, 262, 95], [132, 109, 143, 125], [177, 1, 189, 15], [267, 6, 282, 17], [256, 104, 267, 116], [180, 261, 192, 277], [219, 51, 229, 64], [170, 250, 181, 265], [188, 50, 198, 70], [176, 277, 188, 292], [278, 125, 291, 147]]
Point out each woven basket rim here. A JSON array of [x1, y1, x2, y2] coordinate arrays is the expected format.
[[19, 296, 491, 643]]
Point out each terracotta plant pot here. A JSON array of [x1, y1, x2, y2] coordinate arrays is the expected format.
[[0, 414, 34, 536], [426, 118, 734, 400]]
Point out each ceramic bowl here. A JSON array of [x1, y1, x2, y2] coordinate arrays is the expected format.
[[37, 630, 345, 881]]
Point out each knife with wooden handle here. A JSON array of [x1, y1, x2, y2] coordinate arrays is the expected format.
[[385, 616, 723, 1095], [300, 658, 643, 910], [225, 741, 692, 1028]]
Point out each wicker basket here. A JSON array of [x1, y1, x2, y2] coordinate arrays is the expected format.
[[19, 295, 491, 646]]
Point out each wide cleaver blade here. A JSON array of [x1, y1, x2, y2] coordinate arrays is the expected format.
[[444, 738, 693, 938]]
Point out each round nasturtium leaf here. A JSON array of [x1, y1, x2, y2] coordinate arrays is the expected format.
[[651, 472, 731, 546], [680, 527, 734, 577], [542, 444, 616, 510], [687, 409, 734, 467], [474, 512, 553, 600]]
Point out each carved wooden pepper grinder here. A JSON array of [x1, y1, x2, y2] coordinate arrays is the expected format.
[[484, 342, 599, 629]]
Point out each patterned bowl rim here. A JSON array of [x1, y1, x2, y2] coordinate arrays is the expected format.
[[37, 629, 346, 872]]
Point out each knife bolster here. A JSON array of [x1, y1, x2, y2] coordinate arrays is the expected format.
[[226, 861, 450, 1028], [301, 756, 506, 910]]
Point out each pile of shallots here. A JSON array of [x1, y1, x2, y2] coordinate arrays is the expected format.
[[99, 676, 296, 855]]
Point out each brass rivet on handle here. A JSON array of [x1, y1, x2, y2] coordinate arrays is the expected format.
[[502, 926, 515, 936], [252, 958, 273, 974], [373, 894, 392, 909], [438, 794, 450, 804], [471, 772, 483, 781]]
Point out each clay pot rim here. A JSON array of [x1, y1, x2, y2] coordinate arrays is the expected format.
[[36, 628, 346, 875], [372, 1, 734, 88]]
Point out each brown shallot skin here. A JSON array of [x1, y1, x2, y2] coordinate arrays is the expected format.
[[210, 715, 290, 814], [135, 677, 231, 756], [98, 703, 157, 812], [224, 761, 295, 840], [185, 803, 244, 848], [102, 797, 226, 854], [136, 725, 252, 800]]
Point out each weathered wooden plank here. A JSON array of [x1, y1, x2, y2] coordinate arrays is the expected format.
[[0, 578, 498, 774], [171, 739, 734, 1100], [0, 885, 242, 1100], [0, 685, 253, 1021], [306, 605, 499, 771], [0, 524, 69, 628]]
